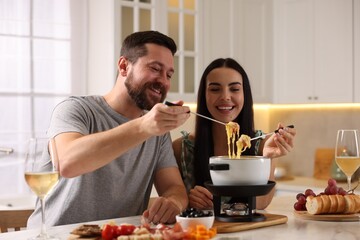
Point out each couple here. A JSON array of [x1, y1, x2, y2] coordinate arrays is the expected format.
[[27, 31, 296, 228]]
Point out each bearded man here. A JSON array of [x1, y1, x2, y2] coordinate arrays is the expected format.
[[27, 31, 190, 228]]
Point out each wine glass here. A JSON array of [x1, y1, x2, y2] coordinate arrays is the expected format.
[[335, 130, 360, 191], [24, 138, 60, 240]]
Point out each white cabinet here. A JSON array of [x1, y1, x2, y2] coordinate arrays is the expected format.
[[355, 0, 360, 102], [273, 0, 353, 103], [202, 0, 274, 103]]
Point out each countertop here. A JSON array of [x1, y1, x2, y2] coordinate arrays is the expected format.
[[1, 194, 359, 239], [275, 176, 351, 196], [0, 176, 358, 240]]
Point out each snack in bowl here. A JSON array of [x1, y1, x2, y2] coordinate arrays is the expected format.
[[176, 208, 215, 229]]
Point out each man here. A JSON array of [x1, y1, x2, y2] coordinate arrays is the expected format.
[[27, 31, 190, 228]]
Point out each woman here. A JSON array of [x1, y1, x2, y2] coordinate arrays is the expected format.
[[172, 58, 296, 210]]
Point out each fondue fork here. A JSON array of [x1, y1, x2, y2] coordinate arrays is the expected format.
[[250, 125, 294, 141], [164, 101, 227, 126]]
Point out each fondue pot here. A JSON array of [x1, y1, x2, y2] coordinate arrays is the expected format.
[[209, 156, 271, 185], [207, 156, 274, 222]]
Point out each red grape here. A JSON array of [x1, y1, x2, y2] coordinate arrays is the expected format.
[[305, 189, 316, 197], [296, 193, 305, 200], [297, 195, 306, 205], [329, 185, 338, 195], [338, 187, 348, 196], [328, 178, 337, 187], [294, 202, 304, 211]]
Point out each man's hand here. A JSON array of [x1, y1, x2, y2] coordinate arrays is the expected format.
[[140, 102, 190, 136], [142, 197, 181, 224]]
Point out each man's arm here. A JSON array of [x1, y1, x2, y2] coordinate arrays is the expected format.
[[144, 167, 188, 224], [55, 103, 190, 178]]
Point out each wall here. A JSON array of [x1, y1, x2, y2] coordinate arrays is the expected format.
[[269, 105, 360, 177], [171, 104, 360, 178]]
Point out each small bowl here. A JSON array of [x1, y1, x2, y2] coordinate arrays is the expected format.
[[176, 212, 214, 229]]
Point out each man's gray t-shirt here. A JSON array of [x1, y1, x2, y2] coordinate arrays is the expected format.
[[27, 96, 178, 228]]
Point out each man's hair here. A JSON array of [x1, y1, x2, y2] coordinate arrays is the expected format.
[[120, 31, 177, 63]]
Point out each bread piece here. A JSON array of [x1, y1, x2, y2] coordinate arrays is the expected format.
[[344, 194, 360, 214], [335, 194, 346, 213], [353, 194, 360, 213], [344, 195, 356, 214], [328, 195, 338, 213], [320, 195, 331, 213], [306, 195, 322, 215], [306, 194, 360, 215], [70, 224, 102, 237]]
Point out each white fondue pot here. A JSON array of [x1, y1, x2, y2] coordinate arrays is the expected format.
[[209, 156, 271, 185]]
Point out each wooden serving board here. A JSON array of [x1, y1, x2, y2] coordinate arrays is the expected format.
[[294, 211, 360, 222], [213, 213, 288, 233], [68, 235, 100, 240], [67, 213, 288, 238]]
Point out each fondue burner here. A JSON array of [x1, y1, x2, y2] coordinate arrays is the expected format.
[[204, 181, 275, 222]]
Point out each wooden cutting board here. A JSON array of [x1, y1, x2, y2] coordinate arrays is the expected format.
[[294, 211, 360, 222], [213, 213, 288, 233], [67, 213, 288, 238], [68, 235, 100, 240]]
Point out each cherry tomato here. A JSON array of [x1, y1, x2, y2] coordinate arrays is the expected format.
[[117, 224, 136, 235], [101, 224, 115, 240], [113, 225, 122, 237]]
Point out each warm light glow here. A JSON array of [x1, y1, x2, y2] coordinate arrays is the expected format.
[[255, 103, 360, 110], [185, 103, 360, 111]]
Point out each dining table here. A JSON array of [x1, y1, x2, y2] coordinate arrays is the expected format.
[[0, 194, 359, 240]]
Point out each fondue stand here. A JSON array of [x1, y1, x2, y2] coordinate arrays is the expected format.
[[205, 181, 275, 222]]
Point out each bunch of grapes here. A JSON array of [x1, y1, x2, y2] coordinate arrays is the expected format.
[[294, 189, 315, 211], [293, 178, 348, 211], [320, 178, 348, 196]]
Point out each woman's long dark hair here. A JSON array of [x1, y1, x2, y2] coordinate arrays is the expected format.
[[194, 58, 256, 186]]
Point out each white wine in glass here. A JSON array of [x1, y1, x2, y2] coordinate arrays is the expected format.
[[335, 130, 360, 191], [24, 138, 60, 240]]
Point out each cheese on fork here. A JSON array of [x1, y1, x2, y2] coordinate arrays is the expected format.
[[225, 122, 240, 159], [225, 122, 251, 159], [236, 135, 251, 159]]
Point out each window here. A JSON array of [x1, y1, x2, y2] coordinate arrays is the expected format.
[[0, 0, 87, 196], [117, 0, 200, 102], [0, 0, 87, 150]]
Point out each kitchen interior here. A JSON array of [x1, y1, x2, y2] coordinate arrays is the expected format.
[[0, 0, 360, 237]]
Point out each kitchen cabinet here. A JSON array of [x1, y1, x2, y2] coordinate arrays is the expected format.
[[87, 0, 358, 103], [273, 0, 353, 103], [202, 0, 274, 103], [355, 0, 360, 102]]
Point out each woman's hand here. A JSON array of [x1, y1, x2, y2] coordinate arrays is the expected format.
[[188, 185, 213, 210], [262, 123, 296, 158]]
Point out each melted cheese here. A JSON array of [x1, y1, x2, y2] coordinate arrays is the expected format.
[[225, 122, 251, 159]]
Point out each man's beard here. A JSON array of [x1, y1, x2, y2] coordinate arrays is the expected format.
[[125, 72, 167, 110]]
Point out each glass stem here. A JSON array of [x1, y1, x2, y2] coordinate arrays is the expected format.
[[40, 198, 47, 237], [347, 176, 352, 191]]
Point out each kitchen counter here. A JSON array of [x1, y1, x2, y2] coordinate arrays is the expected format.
[[0, 194, 359, 240], [275, 176, 350, 196]]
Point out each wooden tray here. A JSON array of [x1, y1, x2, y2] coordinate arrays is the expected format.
[[68, 213, 287, 238], [68, 235, 100, 240], [294, 211, 360, 222], [213, 213, 288, 233]]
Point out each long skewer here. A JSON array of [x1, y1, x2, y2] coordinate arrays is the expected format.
[[164, 101, 226, 125], [250, 125, 295, 141]]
